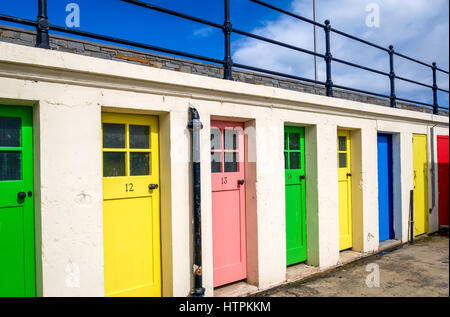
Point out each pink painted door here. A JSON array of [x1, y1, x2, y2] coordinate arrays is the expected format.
[[437, 136, 449, 227], [211, 121, 246, 287]]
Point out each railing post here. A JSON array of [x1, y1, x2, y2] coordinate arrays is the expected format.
[[36, 0, 50, 49], [432, 62, 439, 114], [324, 20, 333, 97], [388, 45, 397, 108], [223, 0, 233, 80]]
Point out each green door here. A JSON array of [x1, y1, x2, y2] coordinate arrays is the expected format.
[[284, 126, 307, 266], [0, 105, 36, 297]]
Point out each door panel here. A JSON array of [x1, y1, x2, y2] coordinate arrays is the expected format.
[[412, 134, 428, 236], [377, 134, 394, 242], [211, 121, 246, 288], [0, 106, 36, 297], [102, 113, 161, 297], [437, 136, 449, 227], [338, 130, 352, 251], [284, 126, 307, 266]]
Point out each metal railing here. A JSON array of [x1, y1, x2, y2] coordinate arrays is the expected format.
[[0, 0, 448, 114]]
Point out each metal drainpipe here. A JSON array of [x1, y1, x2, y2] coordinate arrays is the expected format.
[[430, 126, 436, 214], [188, 107, 205, 297]]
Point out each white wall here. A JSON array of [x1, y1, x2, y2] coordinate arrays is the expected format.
[[0, 42, 448, 296]]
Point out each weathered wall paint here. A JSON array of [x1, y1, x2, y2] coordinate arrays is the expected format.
[[0, 42, 448, 296]]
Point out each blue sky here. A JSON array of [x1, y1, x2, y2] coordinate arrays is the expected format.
[[1, 0, 448, 108]]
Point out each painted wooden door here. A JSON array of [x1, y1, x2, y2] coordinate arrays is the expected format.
[[412, 134, 428, 236], [0, 105, 36, 297], [102, 113, 161, 297], [377, 134, 394, 242], [437, 135, 449, 227], [284, 126, 307, 266], [338, 130, 352, 251], [211, 121, 246, 287]]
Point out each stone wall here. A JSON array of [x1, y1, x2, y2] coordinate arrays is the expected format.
[[0, 24, 447, 116]]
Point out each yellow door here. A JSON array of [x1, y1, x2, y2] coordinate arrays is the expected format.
[[412, 134, 428, 236], [102, 113, 161, 297], [338, 130, 352, 251]]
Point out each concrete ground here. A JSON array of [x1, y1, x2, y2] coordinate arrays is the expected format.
[[256, 233, 449, 297]]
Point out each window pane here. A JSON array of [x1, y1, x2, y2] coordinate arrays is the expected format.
[[103, 152, 126, 177], [284, 152, 288, 170], [284, 132, 288, 150], [289, 152, 300, 170], [289, 133, 299, 150], [129, 125, 150, 149], [224, 129, 238, 150], [103, 123, 125, 149], [0, 117, 21, 147], [338, 136, 347, 151], [0, 151, 21, 180], [211, 128, 221, 150], [224, 152, 238, 172], [339, 153, 347, 168], [211, 151, 221, 173], [130, 152, 150, 176]]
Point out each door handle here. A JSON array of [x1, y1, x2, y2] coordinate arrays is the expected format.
[[299, 175, 306, 181], [237, 179, 245, 185], [346, 173, 352, 178], [17, 192, 26, 200], [148, 184, 159, 190]]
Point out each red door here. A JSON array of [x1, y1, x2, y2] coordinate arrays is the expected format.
[[437, 135, 449, 227], [211, 121, 246, 287]]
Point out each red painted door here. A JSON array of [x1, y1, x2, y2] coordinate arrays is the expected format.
[[211, 121, 246, 287], [437, 135, 449, 227]]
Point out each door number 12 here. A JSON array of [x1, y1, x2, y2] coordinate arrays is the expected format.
[[125, 183, 134, 192]]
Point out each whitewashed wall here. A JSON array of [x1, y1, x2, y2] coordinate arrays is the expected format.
[[0, 42, 448, 297]]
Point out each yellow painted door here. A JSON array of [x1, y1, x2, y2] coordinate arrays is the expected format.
[[338, 130, 352, 251], [102, 113, 161, 297], [412, 134, 428, 236]]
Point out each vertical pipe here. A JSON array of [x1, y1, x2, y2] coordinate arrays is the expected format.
[[389, 45, 397, 108], [324, 20, 333, 97], [36, 0, 50, 49], [313, 0, 318, 82], [188, 107, 205, 297], [432, 62, 439, 114], [409, 189, 414, 243], [223, 0, 233, 80]]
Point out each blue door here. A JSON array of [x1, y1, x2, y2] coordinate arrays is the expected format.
[[377, 134, 394, 241]]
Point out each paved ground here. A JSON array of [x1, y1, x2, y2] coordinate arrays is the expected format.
[[257, 233, 449, 297]]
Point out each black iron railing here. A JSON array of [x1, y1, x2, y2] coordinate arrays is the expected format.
[[0, 0, 448, 114]]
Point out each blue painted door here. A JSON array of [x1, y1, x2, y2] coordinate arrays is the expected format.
[[377, 134, 394, 241]]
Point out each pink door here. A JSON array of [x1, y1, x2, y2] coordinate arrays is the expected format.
[[211, 121, 246, 287], [437, 136, 449, 226]]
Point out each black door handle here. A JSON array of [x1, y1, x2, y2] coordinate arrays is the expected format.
[[299, 175, 306, 181], [237, 179, 245, 185], [347, 173, 352, 178], [17, 192, 26, 200], [148, 184, 159, 190]]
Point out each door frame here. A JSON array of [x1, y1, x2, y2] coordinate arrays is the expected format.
[[412, 133, 429, 236], [101, 111, 162, 297], [284, 125, 307, 266], [210, 120, 247, 288], [0, 105, 37, 297], [377, 133, 395, 241]]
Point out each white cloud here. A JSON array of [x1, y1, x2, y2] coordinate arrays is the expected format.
[[232, 0, 449, 106], [193, 26, 215, 38]]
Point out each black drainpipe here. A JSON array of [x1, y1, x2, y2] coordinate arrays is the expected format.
[[188, 107, 205, 297]]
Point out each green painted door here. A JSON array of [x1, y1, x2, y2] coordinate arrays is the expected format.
[[0, 105, 36, 297], [284, 126, 307, 266]]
